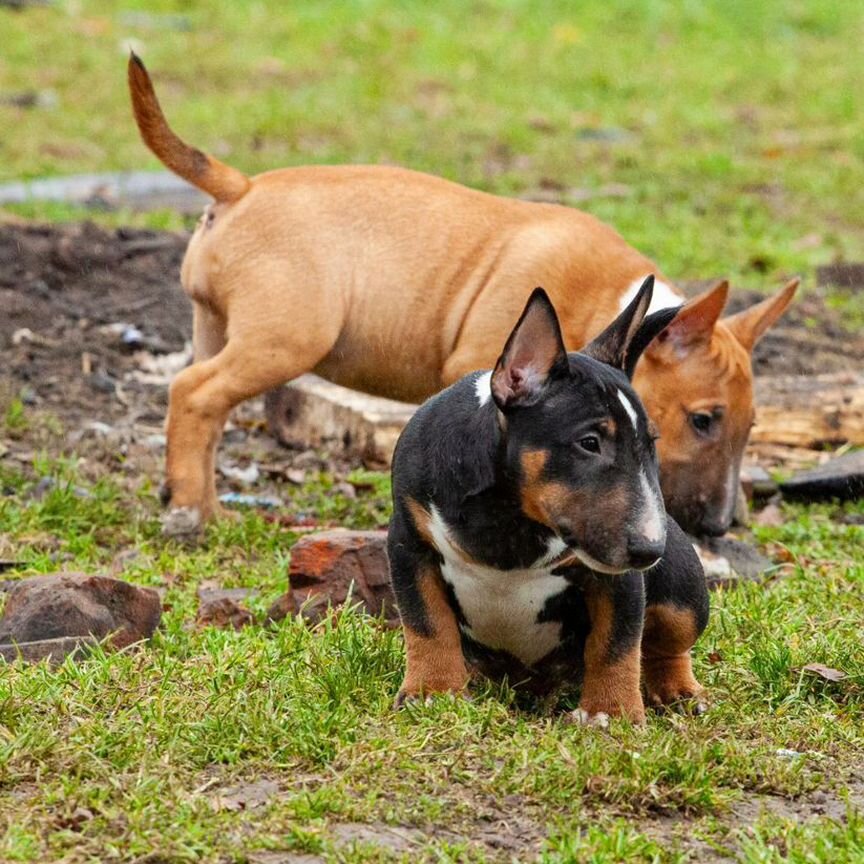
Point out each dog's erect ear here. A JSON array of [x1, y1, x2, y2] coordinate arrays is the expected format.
[[583, 274, 655, 373], [723, 278, 798, 352], [646, 279, 728, 360], [622, 306, 681, 379], [491, 288, 567, 410]]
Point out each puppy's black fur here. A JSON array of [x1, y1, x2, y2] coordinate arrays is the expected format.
[[388, 278, 709, 719]]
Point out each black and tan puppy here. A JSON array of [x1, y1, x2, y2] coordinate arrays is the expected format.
[[388, 277, 709, 724]]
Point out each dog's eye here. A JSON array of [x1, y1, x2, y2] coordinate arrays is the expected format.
[[690, 412, 714, 435], [578, 435, 601, 454]]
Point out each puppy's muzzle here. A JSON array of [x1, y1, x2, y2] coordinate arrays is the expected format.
[[625, 533, 665, 571]]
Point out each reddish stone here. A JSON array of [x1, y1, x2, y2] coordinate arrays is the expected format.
[[267, 530, 397, 626], [196, 596, 254, 630], [0, 573, 161, 650], [265, 591, 299, 623]]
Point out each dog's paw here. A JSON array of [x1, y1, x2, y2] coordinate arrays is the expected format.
[[161, 506, 202, 539], [646, 680, 708, 715], [568, 708, 611, 729], [393, 689, 468, 710], [647, 689, 709, 716]]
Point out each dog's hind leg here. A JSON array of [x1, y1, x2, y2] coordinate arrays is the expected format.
[[162, 297, 341, 537], [641, 517, 709, 710], [191, 303, 228, 523]]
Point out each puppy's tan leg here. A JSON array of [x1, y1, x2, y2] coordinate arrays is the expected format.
[[192, 304, 227, 521], [397, 563, 470, 704], [575, 590, 645, 726], [163, 299, 341, 536], [642, 604, 705, 710]]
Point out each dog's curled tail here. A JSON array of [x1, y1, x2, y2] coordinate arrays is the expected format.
[[127, 53, 250, 203]]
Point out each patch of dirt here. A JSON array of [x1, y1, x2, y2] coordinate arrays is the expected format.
[[0, 221, 190, 426], [730, 289, 864, 377], [635, 776, 864, 861]]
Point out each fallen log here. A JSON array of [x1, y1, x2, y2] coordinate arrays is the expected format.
[[265, 375, 416, 468], [265, 372, 864, 466], [752, 372, 864, 448]]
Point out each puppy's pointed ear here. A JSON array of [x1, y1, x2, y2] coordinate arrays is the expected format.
[[723, 278, 798, 352], [491, 288, 567, 410], [647, 280, 728, 361], [583, 274, 654, 373], [622, 305, 681, 378]]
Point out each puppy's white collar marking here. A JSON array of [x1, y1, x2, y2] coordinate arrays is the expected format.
[[475, 370, 493, 407], [617, 389, 639, 431], [619, 276, 683, 315], [427, 506, 569, 666]]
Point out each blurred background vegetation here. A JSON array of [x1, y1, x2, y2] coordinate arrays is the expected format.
[[2, 0, 863, 288]]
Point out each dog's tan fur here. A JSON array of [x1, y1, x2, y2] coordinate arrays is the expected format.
[[641, 604, 704, 708], [128, 56, 796, 535]]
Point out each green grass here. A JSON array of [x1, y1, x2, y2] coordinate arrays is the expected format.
[[3, 0, 864, 286], [3, 2, 864, 860], [0, 450, 862, 862]]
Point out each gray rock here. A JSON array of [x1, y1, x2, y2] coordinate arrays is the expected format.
[[780, 451, 864, 502], [693, 536, 775, 589], [0, 573, 161, 650], [740, 465, 778, 501]]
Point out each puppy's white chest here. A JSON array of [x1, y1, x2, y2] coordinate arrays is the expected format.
[[428, 508, 568, 667], [444, 561, 567, 666]]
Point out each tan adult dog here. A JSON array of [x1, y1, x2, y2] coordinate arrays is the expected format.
[[128, 55, 796, 538]]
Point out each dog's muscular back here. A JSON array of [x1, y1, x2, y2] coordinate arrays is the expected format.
[[182, 164, 660, 403]]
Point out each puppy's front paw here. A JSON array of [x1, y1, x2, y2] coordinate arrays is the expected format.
[[644, 660, 707, 714], [569, 695, 646, 726], [568, 708, 611, 729], [393, 687, 468, 710], [646, 683, 708, 715], [161, 506, 202, 539]]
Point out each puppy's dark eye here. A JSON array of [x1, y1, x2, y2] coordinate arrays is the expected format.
[[578, 435, 601, 454], [690, 412, 714, 435]]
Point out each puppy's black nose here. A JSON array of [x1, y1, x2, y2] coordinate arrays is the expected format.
[[626, 535, 665, 570]]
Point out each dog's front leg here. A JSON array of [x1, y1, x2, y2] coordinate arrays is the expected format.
[[641, 517, 709, 711], [388, 523, 470, 705], [574, 576, 646, 726]]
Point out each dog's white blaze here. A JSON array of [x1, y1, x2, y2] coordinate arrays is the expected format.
[[638, 471, 665, 545], [619, 276, 683, 315], [428, 506, 568, 667], [474, 370, 493, 407], [617, 389, 639, 431]]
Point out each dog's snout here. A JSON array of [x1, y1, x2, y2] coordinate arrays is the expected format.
[[626, 534, 665, 570]]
